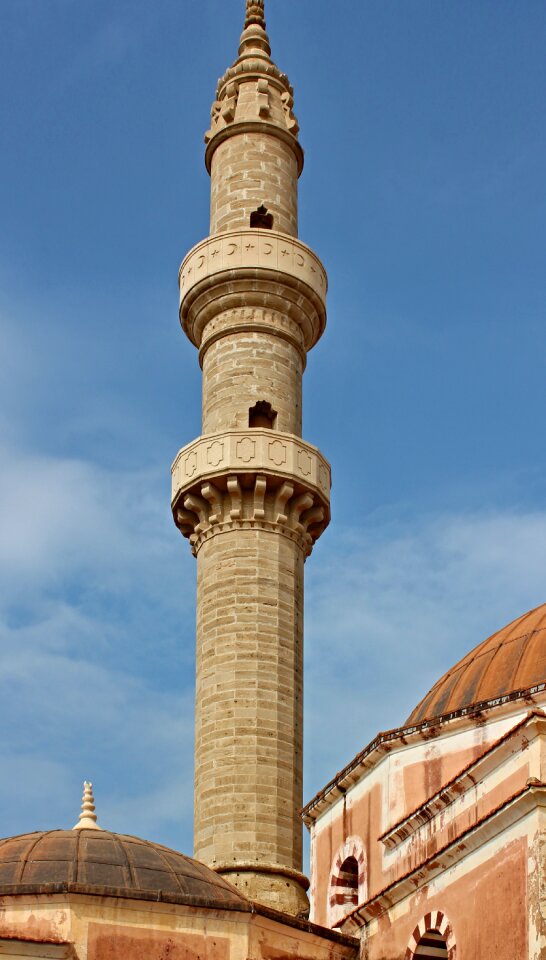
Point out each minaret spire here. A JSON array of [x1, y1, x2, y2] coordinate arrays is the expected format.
[[239, 0, 271, 59], [244, 0, 266, 30]]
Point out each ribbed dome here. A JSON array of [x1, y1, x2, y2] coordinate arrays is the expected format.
[[407, 604, 546, 725], [0, 830, 248, 906]]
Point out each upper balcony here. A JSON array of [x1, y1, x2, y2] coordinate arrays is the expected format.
[[178, 230, 327, 355], [171, 430, 331, 558]]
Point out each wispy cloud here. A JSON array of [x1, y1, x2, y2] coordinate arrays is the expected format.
[[2, 298, 544, 860], [2, 392, 544, 853], [304, 509, 546, 796], [0, 426, 196, 849]]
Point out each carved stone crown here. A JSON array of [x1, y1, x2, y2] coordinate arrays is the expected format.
[[172, 431, 331, 558], [204, 0, 300, 166]]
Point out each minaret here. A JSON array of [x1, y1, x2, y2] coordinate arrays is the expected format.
[[172, 0, 330, 916]]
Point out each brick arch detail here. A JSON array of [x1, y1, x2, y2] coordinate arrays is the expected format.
[[405, 911, 457, 960], [327, 835, 367, 927]]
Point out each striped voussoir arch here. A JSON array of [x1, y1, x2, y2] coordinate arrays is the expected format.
[[405, 911, 456, 960], [328, 836, 367, 926]]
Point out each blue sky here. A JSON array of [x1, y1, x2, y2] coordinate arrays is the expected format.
[[1, 0, 545, 862]]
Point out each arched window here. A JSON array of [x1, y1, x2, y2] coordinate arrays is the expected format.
[[250, 204, 274, 229], [331, 856, 359, 909], [328, 836, 367, 927], [414, 929, 448, 959], [406, 912, 455, 960], [249, 401, 277, 429]]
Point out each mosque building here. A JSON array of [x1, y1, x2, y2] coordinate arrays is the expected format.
[[1, 2, 545, 958]]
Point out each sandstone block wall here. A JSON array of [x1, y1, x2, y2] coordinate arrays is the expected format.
[[201, 322, 303, 435], [194, 527, 304, 872], [210, 133, 298, 236]]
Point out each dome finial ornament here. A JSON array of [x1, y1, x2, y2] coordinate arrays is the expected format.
[[73, 780, 103, 831]]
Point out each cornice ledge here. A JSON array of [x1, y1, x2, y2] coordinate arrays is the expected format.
[[0, 937, 73, 956], [337, 782, 546, 933], [380, 710, 546, 849], [302, 684, 546, 826]]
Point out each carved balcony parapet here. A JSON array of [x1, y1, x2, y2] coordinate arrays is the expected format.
[[172, 430, 330, 502], [171, 431, 331, 558], [179, 231, 327, 355]]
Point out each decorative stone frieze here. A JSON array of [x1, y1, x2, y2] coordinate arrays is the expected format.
[[173, 430, 330, 499], [179, 230, 327, 354], [179, 230, 326, 301], [172, 430, 330, 558]]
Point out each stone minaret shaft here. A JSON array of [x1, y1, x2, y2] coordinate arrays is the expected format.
[[172, 0, 330, 916]]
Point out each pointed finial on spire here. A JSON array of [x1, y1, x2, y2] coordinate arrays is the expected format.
[[73, 781, 103, 831], [245, 0, 266, 30], [239, 0, 271, 59]]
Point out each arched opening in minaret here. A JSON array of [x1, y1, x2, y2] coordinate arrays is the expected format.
[[250, 204, 274, 229], [249, 401, 277, 429]]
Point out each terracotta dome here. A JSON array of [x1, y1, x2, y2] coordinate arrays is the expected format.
[[0, 829, 248, 906], [407, 603, 546, 725]]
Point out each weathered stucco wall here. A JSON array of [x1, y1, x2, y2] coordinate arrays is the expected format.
[[0, 894, 358, 960], [310, 709, 525, 925], [364, 825, 529, 960], [308, 701, 546, 941]]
